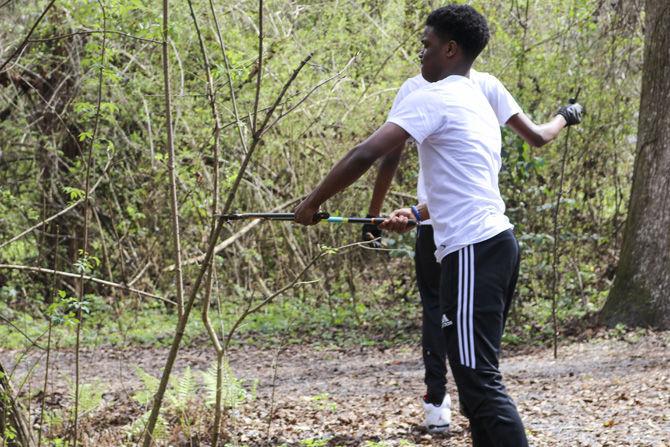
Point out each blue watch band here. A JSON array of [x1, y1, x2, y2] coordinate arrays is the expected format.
[[410, 205, 421, 222]]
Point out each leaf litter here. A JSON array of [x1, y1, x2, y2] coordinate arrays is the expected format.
[[2, 330, 668, 446]]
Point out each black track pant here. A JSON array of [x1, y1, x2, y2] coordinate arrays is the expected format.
[[415, 225, 448, 404], [440, 229, 528, 447]]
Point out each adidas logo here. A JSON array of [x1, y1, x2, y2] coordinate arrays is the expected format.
[[441, 314, 453, 328]]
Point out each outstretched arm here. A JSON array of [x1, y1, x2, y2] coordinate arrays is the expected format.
[[367, 142, 404, 216], [294, 122, 410, 225], [506, 102, 583, 147], [506, 113, 566, 147]]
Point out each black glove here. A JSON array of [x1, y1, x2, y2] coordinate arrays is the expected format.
[[361, 214, 382, 248], [557, 100, 583, 126]]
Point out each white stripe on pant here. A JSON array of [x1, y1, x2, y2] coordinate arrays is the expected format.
[[457, 247, 465, 366], [458, 246, 476, 369], [469, 244, 476, 369]]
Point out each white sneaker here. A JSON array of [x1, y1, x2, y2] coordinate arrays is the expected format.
[[423, 394, 451, 434]]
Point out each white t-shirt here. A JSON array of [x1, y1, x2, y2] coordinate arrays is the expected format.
[[387, 75, 513, 262], [388, 70, 521, 226]]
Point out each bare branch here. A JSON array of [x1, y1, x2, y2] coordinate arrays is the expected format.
[[224, 252, 323, 349], [73, 3, 107, 439], [165, 195, 304, 271], [261, 55, 356, 137], [254, 53, 312, 140], [251, 0, 264, 134], [0, 315, 45, 350], [208, 0, 248, 153], [186, 2, 227, 442], [142, 40, 313, 447], [141, 217, 225, 447], [220, 53, 312, 215], [0, 0, 56, 73], [0, 264, 172, 304], [127, 261, 151, 287], [0, 156, 113, 251], [161, 0, 185, 317], [223, 238, 376, 350], [27, 29, 161, 44], [38, 225, 60, 447]]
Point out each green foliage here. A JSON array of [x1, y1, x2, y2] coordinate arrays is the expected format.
[[133, 366, 208, 410], [202, 360, 256, 409], [41, 379, 106, 438], [67, 379, 106, 416], [611, 322, 628, 339], [132, 367, 161, 406], [0, 386, 18, 441], [127, 363, 257, 441], [126, 411, 168, 442], [299, 437, 331, 447], [43, 409, 66, 434], [168, 366, 197, 412], [62, 186, 85, 203], [319, 245, 340, 255], [0, 0, 646, 366], [73, 250, 101, 275], [0, 2, 651, 443], [398, 441, 417, 447], [129, 367, 196, 440], [3, 425, 17, 442], [309, 392, 337, 412], [46, 290, 87, 326]]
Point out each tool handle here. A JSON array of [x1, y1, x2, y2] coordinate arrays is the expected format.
[[569, 87, 581, 104], [218, 213, 417, 226], [327, 216, 417, 226], [218, 212, 330, 221]]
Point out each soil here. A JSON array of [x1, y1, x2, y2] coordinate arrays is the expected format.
[[2, 330, 669, 446]]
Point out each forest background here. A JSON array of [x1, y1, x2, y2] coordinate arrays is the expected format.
[[0, 0, 661, 446]]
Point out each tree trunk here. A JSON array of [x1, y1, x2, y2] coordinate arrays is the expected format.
[[0, 361, 36, 447], [601, 0, 670, 329]]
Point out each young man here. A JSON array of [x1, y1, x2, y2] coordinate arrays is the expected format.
[[361, 71, 582, 433], [295, 5, 579, 446]]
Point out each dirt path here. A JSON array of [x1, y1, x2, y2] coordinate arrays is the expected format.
[[2, 331, 669, 446]]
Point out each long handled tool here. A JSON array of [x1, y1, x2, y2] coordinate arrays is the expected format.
[[218, 212, 417, 226]]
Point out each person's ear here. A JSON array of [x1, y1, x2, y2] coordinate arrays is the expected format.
[[444, 40, 458, 58]]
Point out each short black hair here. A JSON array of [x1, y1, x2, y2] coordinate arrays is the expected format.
[[426, 4, 490, 60]]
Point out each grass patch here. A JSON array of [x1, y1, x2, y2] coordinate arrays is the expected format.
[[0, 274, 608, 352], [0, 291, 421, 351]]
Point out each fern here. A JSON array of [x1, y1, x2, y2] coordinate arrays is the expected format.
[[132, 367, 160, 406], [248, 378, 258, 402], [43, 409, 64, 430], [66, 378, 105, 416], [133, 366, 196, 411], [202, 360, 249, 409], [126, 411, 167, 441], [202, 362, 221, 407], [167, 366, 196, 411], [127, 368, 173, 442]]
